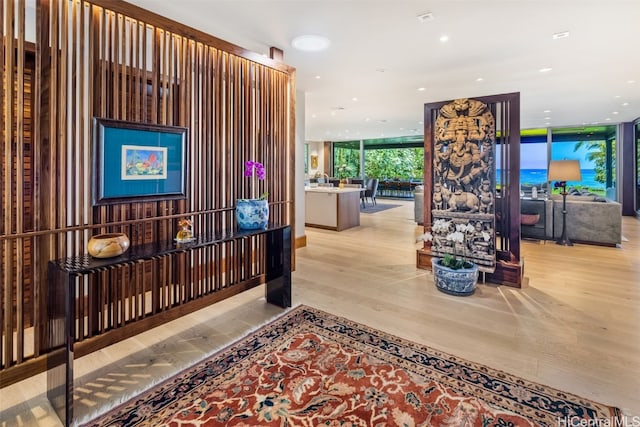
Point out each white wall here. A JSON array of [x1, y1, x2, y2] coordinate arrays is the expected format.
[[306, 141, 325, 179]]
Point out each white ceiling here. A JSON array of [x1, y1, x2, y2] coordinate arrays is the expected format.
[[127, 0, 640, 141]]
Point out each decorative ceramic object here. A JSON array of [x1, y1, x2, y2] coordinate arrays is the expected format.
[[521, 213, 540, 226], [431, 257, 479, 296], [236, 199, 269, 230], [88, 233, 130, 258], [175, 218, 194, 243]]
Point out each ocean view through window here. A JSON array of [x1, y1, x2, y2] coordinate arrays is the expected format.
[[496, 138, 612, 196]]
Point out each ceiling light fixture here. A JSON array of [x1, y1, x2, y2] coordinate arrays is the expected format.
[[291, 35, 330, 52], [352, 97, 358, 101], [543, 109, 551, 113], [417, 87, 426, 91], [315, 75, 321, 79], [439, 35, 449, 43], [622, 102, 629, 106], [476, 77, 483, 82], [417, 12, 434, 22], [552, 31, 570, 39], [539, 67, 553, 73], [628, 80, 636, 84]]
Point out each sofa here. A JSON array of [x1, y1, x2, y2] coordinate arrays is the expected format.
[[550, 194, 622, 246], [416, 186, 622, 246]]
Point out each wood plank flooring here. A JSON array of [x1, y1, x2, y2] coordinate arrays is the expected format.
[[1, 199, 638, 426]]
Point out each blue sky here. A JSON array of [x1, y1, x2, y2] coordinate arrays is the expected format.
[[498, 142, 596, 169]]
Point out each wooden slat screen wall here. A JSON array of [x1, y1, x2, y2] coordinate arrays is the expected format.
[[1, 0, 295, 387]]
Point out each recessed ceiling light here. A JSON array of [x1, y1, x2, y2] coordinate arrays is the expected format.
[[612, 111, 619, 114], [628, 80, 636, 84], [545, 122, 551, 125], [544, 117, 551, 120], [614, 95, 621, 98], [352, 97, 358, 101], [439, 35, 449, 43], [543, 109, 551, 113], [552, 31, 570, 39], [605, 118, 611, 121], [417, 87, 426, 91], [622, 102, 629, 106], [539, 67, 553, 73], [315, 75, 321, 79], [417, 12, 434, 22], [476, 77, 483, 82], [291, 35, 330, 52]]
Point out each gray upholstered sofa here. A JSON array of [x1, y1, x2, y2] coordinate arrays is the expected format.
[[416, 186, 622, 246], [550, 194, 622, 246]]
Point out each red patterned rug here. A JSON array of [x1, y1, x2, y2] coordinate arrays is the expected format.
[[83, 305, 620, 426]]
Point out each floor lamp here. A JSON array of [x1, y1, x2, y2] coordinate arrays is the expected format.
[[548, 160, 582, 246]]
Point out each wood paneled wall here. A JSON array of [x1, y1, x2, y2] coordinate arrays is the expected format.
[[1, 0, 295, 386]]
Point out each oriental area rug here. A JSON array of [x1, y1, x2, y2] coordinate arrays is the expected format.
[[83, 305, 620, 427]]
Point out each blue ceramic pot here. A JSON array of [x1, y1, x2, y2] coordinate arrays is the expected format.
[[236, 199, 269, 230], [431, 257, 479, 296]]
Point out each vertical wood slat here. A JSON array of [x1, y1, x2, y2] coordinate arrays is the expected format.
[[13, 0, 25, 364], [2, 0, 294, 385], [3, 0, 16, 369], [0, 0, 6, 367]]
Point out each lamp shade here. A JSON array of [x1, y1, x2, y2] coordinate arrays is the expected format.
[[548, 160, 582, 182]]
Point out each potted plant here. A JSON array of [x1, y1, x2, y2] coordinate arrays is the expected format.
[[236, 160, 269, 230], [418, 219, 483, 296]]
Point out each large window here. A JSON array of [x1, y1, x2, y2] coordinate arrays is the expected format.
[[364, 148, 423, 180], [331, 126, 618, 198], [551, 126, 616, 197], [333, 145, 360, 178]]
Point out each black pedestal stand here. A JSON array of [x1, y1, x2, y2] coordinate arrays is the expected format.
[[556, 187, 573, 246]]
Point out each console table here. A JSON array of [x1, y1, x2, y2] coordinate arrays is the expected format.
[[520, 198, 550, 241], [46, 224, 291, 426]]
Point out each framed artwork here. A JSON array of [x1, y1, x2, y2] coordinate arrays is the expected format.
[[310, 154, 318, 169], [93, 118, 189, 205]]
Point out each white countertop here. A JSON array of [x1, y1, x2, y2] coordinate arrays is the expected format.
[[305, 187, 362, 194]]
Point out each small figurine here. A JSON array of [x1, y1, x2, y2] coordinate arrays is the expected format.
[[176, 218, 194, 242]]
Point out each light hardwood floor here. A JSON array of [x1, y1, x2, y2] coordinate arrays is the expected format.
[[1, 199, 639, 426]]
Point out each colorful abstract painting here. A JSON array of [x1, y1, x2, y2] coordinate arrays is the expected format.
[[121, 145, 167, 180]]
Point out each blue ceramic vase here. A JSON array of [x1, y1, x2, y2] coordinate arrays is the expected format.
[[431, 257, 479, 296], [235, 199, 269, 230]]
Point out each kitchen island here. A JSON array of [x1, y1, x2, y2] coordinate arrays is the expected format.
[[305, 187, 362, 231]]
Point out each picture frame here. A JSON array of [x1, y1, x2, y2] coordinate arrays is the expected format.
[[93, 118, 189, 205], [310, 154, 318, 169]]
